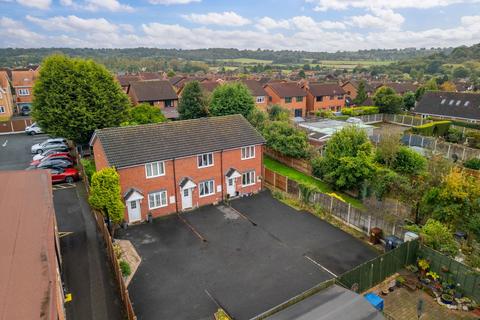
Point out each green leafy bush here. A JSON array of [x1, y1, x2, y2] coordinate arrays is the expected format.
[[464, 158, 480, 170], [392, 146, 427, 175], [316, 109, 334, 118], [412, 120, 451, 136], [420, 219, 458, 256], [119, 260, 131, 277], [263, 121, 310, 159], [466, 132, 480, 149], [80, 158, 96, 183], [445, 127, 464, 143], [341, 106, 379, 116]]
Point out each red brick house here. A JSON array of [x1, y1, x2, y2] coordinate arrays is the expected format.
[[12, 69, 39, 115], [128, 80, 179, 119], [0, 71, 14, 119], [264, 82, 307, 117], [90, 115, 265, 223], [241, 79, 268, 111], [305, 83, 346, 114]]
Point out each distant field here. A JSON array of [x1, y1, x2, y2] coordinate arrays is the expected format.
[[310, 60, 393, 70], [218, 58, 273, 64]]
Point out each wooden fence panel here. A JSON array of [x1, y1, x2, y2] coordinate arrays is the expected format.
[[0, 117, 33, 134]]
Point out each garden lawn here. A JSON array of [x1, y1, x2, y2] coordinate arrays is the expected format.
[[264, 156, 364, 209]]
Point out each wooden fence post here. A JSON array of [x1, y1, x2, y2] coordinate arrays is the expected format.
[[285, 176, 289, 193], [329, 197, 333, 213], [447, 144, 451, 158], [367, 215, 371, 235], [462, 147, 466, 161], [408, 134, 412, 146], [273, 171, 276, 189], [347, 203, 351, 225]]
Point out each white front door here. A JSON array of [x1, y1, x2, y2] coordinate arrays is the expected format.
[[181, 188, 192, 210], [127, 200, 141, 222], [227, 177, 236, 197]]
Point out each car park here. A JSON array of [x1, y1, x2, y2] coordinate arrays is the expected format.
[[33, 149, 70, 161], [30, 153, 74, 167], [49, 167, 79, 183], [37, 158, 73, 169], [25, 122, 43, 135], [31, 138, 68, 154]]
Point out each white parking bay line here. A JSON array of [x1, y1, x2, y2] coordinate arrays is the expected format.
[[305, 255, 338, 278], [2, 139, 7, 147]]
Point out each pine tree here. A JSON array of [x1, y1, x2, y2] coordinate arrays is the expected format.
[[178, 81, 208, 119], [353, 80, 368, 105]]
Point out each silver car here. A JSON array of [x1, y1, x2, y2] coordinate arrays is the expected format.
[[31, 138, 69, 154]]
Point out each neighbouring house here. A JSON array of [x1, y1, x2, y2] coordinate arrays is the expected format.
[[264, 82, 307, 117], [0, 170, 65, 320], [305, 82, 346, 114], [12, 69, 39, 115], [414, 91, 480, 123], [241, 79, 268, 111], [128, 80, 179, 119], [174, 76, 208, 94], [341, 80, 375, 100], [375, 82, 418, 95], [90, 115, 265, 223], [116, 74, 142, 93], [0, 71, 14, 119], [299, 119, 375, 146]]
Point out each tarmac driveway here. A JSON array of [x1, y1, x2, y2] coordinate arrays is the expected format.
[[118, 191, 377, 320]]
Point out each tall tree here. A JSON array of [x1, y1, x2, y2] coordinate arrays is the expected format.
[[263, 121, 310, 159], [178, 81, 209, 119], [209, 82, 255, 118], [402, 91, 416, 110], [121, 103, 166, 126], [353, 80, 368, 105], [373, 86, 404, 114], [89, 167, 125, 236], [312, 126, 375, 191], [32, 55, 130, 143]]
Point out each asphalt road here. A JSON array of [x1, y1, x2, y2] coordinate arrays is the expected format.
[[0, 132, 123, 320], [0, 133, 45, 170], [117, 192, 377, 320]]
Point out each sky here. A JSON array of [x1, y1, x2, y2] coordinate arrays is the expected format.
[[1, 0, 480, 51]]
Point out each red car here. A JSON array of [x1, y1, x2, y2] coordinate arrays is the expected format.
[[30, 153, 74, 166], [49, 167, 79, 183]]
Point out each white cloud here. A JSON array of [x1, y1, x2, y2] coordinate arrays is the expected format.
[[60, 0, 133, 12], [348, 8, 405, 30], [182, 11, 250, 26], [0, 17, 45, 46], [16, 0, 51, 9], [26, 15, 120, 33], [256, 16, 345, 32], [256, 17, 291, 31], [149, 0, 200, 4], [307, 0, 480, 11]]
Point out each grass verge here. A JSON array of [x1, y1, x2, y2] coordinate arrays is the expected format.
[[264, 155, 364, 209]]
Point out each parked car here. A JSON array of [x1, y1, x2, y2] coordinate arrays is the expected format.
[[30, 153, 74, 167], [20, 105, 31, 116], [31, 138, 68, 154], [49, 167, 79, 183], [32, 149, 70, 162], [25, 122, 43, 135], [37, 158, 73, 169]]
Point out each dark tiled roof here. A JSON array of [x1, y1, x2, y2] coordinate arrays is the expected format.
[[414, 91, 480, 121], [139, 72, 162, 80], [161, 107, 179, 119], [130, 80, 178, 102], [93, 115, 265, 169], [308, 83, 346, 97], [200, 81, 220, 93], [123, 187, 143, 200], [378, 82, 417, 94], [117, 74, 142, 87], [342, 80, 374, 92], [266, 82, 307, 98], [241, 79, 267, 97], [169, 76, 186, 86]]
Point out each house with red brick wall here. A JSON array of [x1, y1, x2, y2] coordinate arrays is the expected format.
[[241, 79, 268, 111], [128, 79, 179, 119], [90, 115, 265, 223], [264, 82, 307, 117], [0, 71, 14, 119], [305, 83, 346, 114], [12, 69, 39, 115]]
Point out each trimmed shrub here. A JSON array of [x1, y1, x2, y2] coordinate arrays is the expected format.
[[119, 260, 131, 277], [412, 120, 451, 136], [393, 146, 427, 175], [451, 120, 480, 130], [332, 115, 349, 121], [341, 106, 379, 116], [464, 158, 480, 170], [80, 158, 96, 183], [445, 127, 464, 143]]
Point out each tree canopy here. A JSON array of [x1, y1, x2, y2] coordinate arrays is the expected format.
[[32, 55, 130, 143], [89, 167, 125, 234], [262, 121, 310, 159], [209, 82, 255, 118], [121, 103, 166, 126], [353, 80, 368, 105], [373, 86, 404, 114], [178, 81, 209, 119]]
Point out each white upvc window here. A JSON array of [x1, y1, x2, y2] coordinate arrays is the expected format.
[[199, 180, 215, 197], [242, 171, 256, 186], [197, 153, 214, 168], [256, 96, 265, 103], [145, 161, 165, 178], [241, 146, 255, 160], [17, 89, 29, 96], [0, 106, 4, 113], [148, 190, 168, 209]]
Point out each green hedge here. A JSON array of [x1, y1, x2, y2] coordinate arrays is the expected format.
[[412, 120, 451, 136], [332, 115, 349, 121], [450, 120, 480, 130], [464, 158, 480, 170], [341, 106, 379, 116]]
